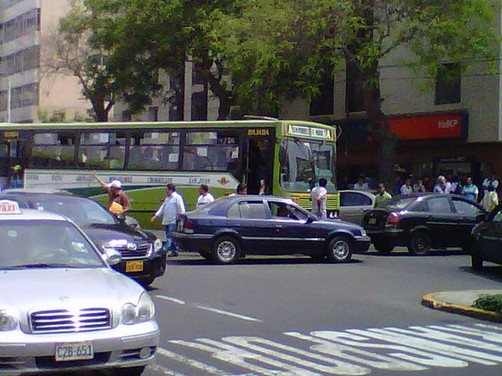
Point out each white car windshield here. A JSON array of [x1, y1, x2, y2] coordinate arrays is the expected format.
[[0, 220, 105, 270]]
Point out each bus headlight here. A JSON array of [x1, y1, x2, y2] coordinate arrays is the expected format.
[[121, 293, 155, 325]]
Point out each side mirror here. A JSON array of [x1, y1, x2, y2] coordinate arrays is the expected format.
[[103, 248, 122, 266], [476, 213, 488, 222], [307, 215, 316, 223]]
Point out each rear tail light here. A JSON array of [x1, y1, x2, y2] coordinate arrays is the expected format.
[[183, 219, 194, 233], [386, 212, 400, 227]]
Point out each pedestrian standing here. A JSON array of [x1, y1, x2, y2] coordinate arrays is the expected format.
[[93, 173, 131, 217], [310, 178, 328, 219], [400, 178, 413, 195], [375, 183, 392, 207], [151, 183, 186, 257], [9, 165, 24, 189], [413, 177, 426, 193], [461, 177, 479, 202], [353, 174, 369, 190], [433, 175, 450, 194], [196, 184, 215, 208], [482, 173, 499, 199], [481, 185, 498, 213]]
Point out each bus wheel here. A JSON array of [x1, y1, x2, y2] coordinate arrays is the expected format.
[[212, 236, 241, 264]]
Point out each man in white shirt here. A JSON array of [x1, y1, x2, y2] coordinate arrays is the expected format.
[[151, 183, 186, 257], [310, 178, 328, 219], [400, 178, 413, 195], [353, 174, 369, 190], [196, 184, 215, 208]]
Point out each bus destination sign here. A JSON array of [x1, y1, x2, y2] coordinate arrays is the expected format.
[[287, 124, 332, 140]]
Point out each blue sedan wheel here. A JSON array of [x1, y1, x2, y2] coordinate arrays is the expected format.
[[212, 236, 241, 264], [327, 236, 353, 263]]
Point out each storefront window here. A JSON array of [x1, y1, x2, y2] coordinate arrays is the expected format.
[[279, 139, 336, 193]]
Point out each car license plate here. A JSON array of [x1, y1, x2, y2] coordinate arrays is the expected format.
[[126, 260, 144, 272], [55, 342, 93, 361], [369, 218, 377, 225]]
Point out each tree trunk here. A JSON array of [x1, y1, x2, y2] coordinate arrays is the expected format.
[[362, 61, 398, 191]]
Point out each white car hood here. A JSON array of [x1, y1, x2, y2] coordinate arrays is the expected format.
[[0, 268, 145, 311]]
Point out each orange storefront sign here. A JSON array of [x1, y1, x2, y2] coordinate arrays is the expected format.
[[389, 112, 466, 140]]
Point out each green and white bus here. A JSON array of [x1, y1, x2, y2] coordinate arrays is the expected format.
[[0, 119, 338, 228]]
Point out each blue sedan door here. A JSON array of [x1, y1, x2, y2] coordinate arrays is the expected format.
[[228, 200, 281, 255], [266, 200, 325, 254]]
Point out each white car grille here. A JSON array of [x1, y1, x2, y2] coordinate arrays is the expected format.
[[120, 243, 152, 259], [30, 308, 111, 333]]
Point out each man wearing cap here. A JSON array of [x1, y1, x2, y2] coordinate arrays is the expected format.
[[9, 165, 23, 189], [94, 173, 131, 216]]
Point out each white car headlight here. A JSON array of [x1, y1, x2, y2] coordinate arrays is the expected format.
[[0, 309, 18, 331], [121, 293, 155, 325], [154, 238, 163, 252], [360, 228, 367, 237]]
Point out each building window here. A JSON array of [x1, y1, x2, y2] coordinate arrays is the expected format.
[[346, 60, 365, 113], [310, 69, 334, 116], [435, 63, 461, 105], [148, 106, 159, 122]]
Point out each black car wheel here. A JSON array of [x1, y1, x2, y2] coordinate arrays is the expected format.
[[326, 236, 353, 262], [212, 236, 241, 264], [407, 231, 432, 255], [139, 276, 155, 287], [373, 241, 394, 254]]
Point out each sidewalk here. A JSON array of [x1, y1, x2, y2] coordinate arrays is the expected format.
[[422, 289, 502, 323]]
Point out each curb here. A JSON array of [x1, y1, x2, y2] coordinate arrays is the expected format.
[[422, 293, 502, 323]]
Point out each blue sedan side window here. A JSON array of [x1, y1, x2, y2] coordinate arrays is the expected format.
[[228, 202, 267, 219]]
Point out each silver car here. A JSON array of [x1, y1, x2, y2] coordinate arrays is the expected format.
[[0, 200, 159, 375]]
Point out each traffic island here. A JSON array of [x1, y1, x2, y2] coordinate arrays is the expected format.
[[422, 290, 502, 323]]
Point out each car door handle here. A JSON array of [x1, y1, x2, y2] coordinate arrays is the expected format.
[[275, 225, 283, 228]]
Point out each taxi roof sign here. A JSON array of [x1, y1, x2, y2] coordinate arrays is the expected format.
[[0, 200, 22, 214]]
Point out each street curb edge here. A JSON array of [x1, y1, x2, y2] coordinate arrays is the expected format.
[[421, 293, 502, 323]]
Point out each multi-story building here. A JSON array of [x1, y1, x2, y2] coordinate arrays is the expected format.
[[0, 0, 90, 123], [280, 5, 502, 192]]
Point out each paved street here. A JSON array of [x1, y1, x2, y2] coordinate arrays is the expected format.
[[142, 247, 502, 376]]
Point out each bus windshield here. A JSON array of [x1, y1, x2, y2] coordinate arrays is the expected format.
[[279, 139, 336, 193]]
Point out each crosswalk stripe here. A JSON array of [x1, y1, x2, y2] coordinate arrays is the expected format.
[[156, 347, 229, 375]]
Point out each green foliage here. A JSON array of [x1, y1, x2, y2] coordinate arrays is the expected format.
[[473, 294, 502, 314]]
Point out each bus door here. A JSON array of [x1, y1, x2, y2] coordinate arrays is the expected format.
[[245, 129, 274, 195], [0, 141, 9, 189]]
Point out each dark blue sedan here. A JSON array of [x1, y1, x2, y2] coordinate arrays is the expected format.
[[173, 195, 370, 264]]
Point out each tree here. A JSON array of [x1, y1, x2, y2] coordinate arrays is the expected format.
[[74, 0, 240, 120], [209, 0, 500, 184], [43, 0, 162, 122]]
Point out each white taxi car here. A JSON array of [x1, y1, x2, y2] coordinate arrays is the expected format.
[[0, 200, 159, 375]]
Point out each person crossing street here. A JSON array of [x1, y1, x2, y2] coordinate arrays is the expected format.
[[151, 183, 186, 257]]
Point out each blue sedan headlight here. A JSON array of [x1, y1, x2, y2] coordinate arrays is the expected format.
[[121, 293, 155, 325]]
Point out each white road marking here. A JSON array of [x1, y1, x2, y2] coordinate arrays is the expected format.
[[193, 304, 263, 322], [155, 295, 186, 305], [147, 362, 181, 375], [153, 295, 261, 322], [156, 347, 228, 375], [150, 324, 502, 375]]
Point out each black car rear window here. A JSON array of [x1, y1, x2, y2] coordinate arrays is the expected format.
[[385, 196, 417, 210]]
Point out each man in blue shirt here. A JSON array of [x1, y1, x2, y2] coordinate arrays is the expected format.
[[9, 165, 23, 189], [462, 177, 479, 202]]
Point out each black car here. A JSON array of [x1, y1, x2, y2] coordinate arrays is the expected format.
[[470, 204, 502, 269], [0, 189, 166, 286], [173, 195, 370, 264], [362, 193, 486, 255]]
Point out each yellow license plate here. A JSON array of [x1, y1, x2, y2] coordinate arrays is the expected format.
[[126, 260, 144, 272]]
